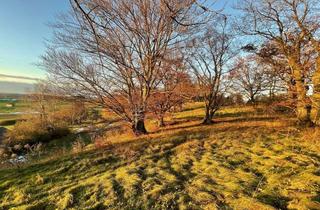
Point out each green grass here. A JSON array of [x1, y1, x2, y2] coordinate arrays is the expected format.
[[0, 101, 30, 114], [0, 106, 320, 209], [0, 100, 30, 130]]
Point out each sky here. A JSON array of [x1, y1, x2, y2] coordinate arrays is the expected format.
[[0, 0, 70, 80], [0, 0, 237, 83]]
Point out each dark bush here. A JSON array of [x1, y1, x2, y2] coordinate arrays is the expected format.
[[0, 119, 17, 126], [4, 118, 70, 146]]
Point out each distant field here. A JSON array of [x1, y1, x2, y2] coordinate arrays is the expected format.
[[0, 100, 30, 132], [0, 100, 30, 113], [0, 105, 319, 209]]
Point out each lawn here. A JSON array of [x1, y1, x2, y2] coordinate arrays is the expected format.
[[0, 106, 319, 209]]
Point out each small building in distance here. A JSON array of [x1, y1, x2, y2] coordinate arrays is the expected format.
[[5, 103, 14, 108]]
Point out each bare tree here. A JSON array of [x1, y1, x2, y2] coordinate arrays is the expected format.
[[282, 0, 320, 124], [186, 17, 235, 124], [42, 0, 212, 135], [149, 61, 193, 127], [30, 82, 59, 130], [229, 56, 266, 104], [236, 0, 310, 122], [256, 43, 290, 101], [244, 41, 296, 105], [237, 0, 318, 123]]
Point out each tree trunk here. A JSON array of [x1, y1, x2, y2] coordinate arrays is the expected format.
[[311, 57, 320, 125], [202, 106, 213, 124], [249, 95, 256, 106], [158, 116, 165, 127], [249, 93, 255, 104], [295, 81, 310, 123], [132, 111, 147, 135], [288, 57, 311, 123], [132, 119, 147, 135]]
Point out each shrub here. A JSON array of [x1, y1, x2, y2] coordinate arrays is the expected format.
[[52, 102, 88, 125], [4, 117, 70, 146]]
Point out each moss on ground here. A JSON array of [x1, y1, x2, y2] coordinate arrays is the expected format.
[[0, 106, 320, 209]]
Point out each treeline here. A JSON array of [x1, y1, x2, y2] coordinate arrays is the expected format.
[[38, 0, 320, 135]]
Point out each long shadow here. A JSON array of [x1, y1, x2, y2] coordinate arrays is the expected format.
[[215, 111, 253, 118], [172, 110, 253, 122], [164, 118, 201, 126], [151, 123, 204, 135], [215, 116, 280, 124], [156, 115, 281, 135], [0, 114, 285, 173], [173, 116, 204, 121], [0, 113, 290, 183]]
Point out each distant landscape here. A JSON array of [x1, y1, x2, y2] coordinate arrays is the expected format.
[[0, 74, 37, 95], [0, 81, 35, 94]]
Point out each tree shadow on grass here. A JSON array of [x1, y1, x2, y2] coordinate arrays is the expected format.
[[215, 111, 253, 118], [215, 115, 281, 124], [256, 194, 291, 210], [155, 115, 284, 136]]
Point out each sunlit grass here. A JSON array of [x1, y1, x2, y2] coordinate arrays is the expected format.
[[0, 105, 319, 209]]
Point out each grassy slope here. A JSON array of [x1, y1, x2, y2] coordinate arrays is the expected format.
[[0, 106, 320, 210]]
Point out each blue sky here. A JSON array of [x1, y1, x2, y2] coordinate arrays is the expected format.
[[0, 0, 70, 79], [0, 0, 237, 80]]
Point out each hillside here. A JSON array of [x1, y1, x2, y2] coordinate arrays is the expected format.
[[0, 106, 320, 209]]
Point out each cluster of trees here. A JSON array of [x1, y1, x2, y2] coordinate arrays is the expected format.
[[40, 0, 320, 135], [5, 83, 89, 146], [237, 0, 320, 125], [229, 55, 285, 105]]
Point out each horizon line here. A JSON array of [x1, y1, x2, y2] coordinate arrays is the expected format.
[[0, 74, 42, 81]]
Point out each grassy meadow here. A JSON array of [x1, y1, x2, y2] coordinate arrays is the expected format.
[[0, 100, 29, 114], [0, 100, 30, 131], [0, 104, 320, 209]]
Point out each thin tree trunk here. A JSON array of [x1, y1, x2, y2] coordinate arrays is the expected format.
[[203, 105, 213, 124], [250, 95, 256, 105], [158, 115, 165, 127]]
